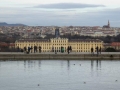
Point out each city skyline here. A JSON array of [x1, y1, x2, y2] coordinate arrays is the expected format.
[[0, 0, 120, 27]]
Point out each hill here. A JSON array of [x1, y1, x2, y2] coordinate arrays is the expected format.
[[0, 22, 26, 26]]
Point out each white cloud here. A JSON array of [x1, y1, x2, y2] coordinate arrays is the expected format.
[[34, 3, 105, 9], [0, 0, 120, 8]]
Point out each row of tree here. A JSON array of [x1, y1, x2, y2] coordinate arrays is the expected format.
[[0, 33, 120, 44], [0, 33, 20, 43], [41, 34, 120, 43]]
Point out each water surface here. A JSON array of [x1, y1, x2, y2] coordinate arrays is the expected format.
[[0, 60, 120, 90]]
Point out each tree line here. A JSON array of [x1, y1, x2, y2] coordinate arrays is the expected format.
[[43, 34, 120, 43], [0, 33, 120, 43]]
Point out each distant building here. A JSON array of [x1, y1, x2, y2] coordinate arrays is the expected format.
[[103, 20, 110, 28], [104, 42, 120, 51], [9, 43, 15, 48], [55, 28, 60, 38], [111, 42, 120, 51]]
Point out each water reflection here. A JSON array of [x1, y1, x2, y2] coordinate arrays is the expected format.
[[22, 60, 102, 72], [24, 60, 26, 69], [90, 60, 102, 71], [67, 60, 70, 70], [96, 60, 101, 70], [96, 60, 98, 69], [99, 60, 101, 69], [91, 60, 102, 76], [38, 60, 41, 68], [61, 60, 64, 68], [91, 60, 94, 71], [23, 60, 43, 70]]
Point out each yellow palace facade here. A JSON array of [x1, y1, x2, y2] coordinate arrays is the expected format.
[[15, 38, 103, 52]]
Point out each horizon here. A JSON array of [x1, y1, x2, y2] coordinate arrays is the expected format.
[[0, 21, 119, 27]]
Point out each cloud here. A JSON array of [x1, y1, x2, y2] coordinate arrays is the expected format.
[[0, 6, 120, 26], [34, 3, 105, 9]]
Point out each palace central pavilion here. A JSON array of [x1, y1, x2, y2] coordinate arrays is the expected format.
[[15, 37, 103, 53]]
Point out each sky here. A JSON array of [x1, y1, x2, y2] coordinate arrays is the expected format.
[[0, 0, 120, 27]]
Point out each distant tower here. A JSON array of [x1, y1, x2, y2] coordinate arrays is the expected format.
[[103, 20, 110, 28], [55, 28, 60, 38], [108, 20, 110, 28]]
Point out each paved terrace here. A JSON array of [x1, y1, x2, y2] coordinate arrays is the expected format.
[[0, 52, 120, 60], [0, 52, 119, 54]]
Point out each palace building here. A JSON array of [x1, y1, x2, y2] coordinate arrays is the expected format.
[[15, 37, 103, 53]]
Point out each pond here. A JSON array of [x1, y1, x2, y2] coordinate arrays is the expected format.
[[0, 60, 120, 90]]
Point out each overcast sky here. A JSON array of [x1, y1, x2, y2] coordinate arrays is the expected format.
[[0, 0, 120, 27]]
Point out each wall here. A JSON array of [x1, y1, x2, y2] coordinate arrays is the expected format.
[[0, 54, 119, 60]]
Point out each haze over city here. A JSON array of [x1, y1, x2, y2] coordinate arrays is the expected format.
[[0, 0, 120, 26]]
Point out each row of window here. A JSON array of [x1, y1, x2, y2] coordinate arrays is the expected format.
[[18, 41, 102, 44], [52, 41, 68, 42], [31, 50, 92, 52], [16, 45, 102, 49], [16, 44, 50, 46], [16, 44, 102, 46], [77, 44, 102, 46]]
